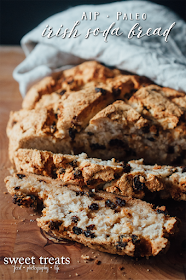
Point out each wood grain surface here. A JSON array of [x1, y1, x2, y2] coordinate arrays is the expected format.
[[0, 46, 186, 280]]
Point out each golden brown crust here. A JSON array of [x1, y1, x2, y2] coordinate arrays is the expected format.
[[23, 61, 153, 111], [34, 76, 134, 111], [56, 86, 115, 138], [128, 85, 183, 130], [88, 100, 148, 129], [22, 61, 117, 110], [162, 87, 186, 109], [22, 73, 63, 110], [130, 75, 153, 89]]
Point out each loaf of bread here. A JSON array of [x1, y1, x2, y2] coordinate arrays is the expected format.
[[13, 149, 186, 201], [7, 61, 186, 166], [5, 172, 179, 257]]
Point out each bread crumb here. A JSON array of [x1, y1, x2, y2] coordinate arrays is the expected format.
[[94, 260, 101, 265], [147, 269, 150, 272], [118, 266, 124, 271], [9, 168, 14, 175], [69, 275, 71, 277], [81, 255, 91, 260], [3, 192, 8, 194], [75, 273, 79, 276]]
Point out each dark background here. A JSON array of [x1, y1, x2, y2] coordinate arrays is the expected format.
[[0, 0, 186, 45]]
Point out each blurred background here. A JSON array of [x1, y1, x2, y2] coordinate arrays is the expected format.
[[0, 0, 186, 45]]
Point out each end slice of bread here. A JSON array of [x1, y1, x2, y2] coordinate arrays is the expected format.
[[5, 172, 179, 257]]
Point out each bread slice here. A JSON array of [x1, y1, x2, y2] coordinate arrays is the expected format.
[[14, 149, 186, 201], [5, 172, 179, 257]]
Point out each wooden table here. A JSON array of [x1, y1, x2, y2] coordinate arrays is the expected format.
[[0, 46, 186, 280]]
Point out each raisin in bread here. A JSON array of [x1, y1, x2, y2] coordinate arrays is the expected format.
[[14, 149, 186, 201], [5, 172, 179, 257]]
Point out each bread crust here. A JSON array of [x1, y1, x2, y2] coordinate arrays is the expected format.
[[128, 85, 183, 130], [22, 61, 154, 111]]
